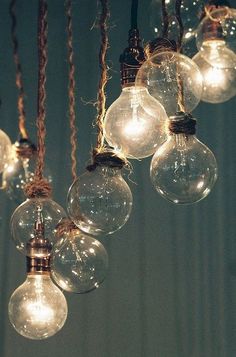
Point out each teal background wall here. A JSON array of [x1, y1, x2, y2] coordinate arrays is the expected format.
[[0, 0, 236, 356]]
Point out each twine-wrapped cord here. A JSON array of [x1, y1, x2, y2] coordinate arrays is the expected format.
[[95, 0, 110, 152], [169, 112, 196, 135], [66, 0, 77, 182], [24, 0, 51, 199], [9, 0, 28, 139]]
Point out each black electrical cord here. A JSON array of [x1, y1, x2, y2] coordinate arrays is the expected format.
[[130, 0, 138, 29], [161, 0, 169, 38]]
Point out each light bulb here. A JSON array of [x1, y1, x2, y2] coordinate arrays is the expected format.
[[196, 7, 236, 55], [136, 51, 203, 116], [150, 112, 218, 204], [11, 197, 66, 255], [67, 152, 133, 236], [104, 86, 167, 159], [9, 274, 68, 340], [193, 48, 236, 103], [149, 0, 205, 42], [51, 225, 108, 293], [2, 138, 53, 203], [0, 129, 12, 173]]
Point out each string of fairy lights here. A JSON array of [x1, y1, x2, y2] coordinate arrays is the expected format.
[[0, 0, 235, 340]]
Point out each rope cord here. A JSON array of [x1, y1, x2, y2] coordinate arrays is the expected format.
[[65, 0, 77, 182], [24, 0, 51, 199], [175, 0, 184, 51], [94, 0, 110, 153], [9, 0, 28, 139]]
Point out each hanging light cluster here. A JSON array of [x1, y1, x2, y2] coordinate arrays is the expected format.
[[1, 0, 235, 340]]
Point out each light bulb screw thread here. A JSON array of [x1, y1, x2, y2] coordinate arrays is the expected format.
[[169, 112, 196, 136]]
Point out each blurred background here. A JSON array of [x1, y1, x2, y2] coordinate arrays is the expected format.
[[0, 0, 235, 356]]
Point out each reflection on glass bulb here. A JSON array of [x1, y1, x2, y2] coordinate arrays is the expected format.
[[150, 117, 218, 204], [11, 198, 66, 255], [0, 129, 12, 173], [67, 159, 133, 236], [193, 48, 236, 103], [136, 51, 203, 116], [8, 274, 68, 340], [51, 229, 108, 293], [2, 140, 53, 204], [104, 86, 167, 159]]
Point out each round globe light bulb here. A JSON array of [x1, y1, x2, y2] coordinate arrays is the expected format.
[[11, 197, 66, 255], [0, 129, 12, 173], [8, 274, 68, 340], [51, 228, 108, 294], [104, 86, 168, 159], [193, 49, 236, 103], [67, 157, 133, 236], [196, 7, 236, 54], [2, 140, 53, 204], [150, 115, 218, 204], [136, 51, 203, 116]]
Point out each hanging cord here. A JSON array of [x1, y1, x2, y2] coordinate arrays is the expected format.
[[24, 0, 51, 198], [161, 0, 169, 38], [65, 0, 77, 182], [175, 0, 184, 51], [94, 0, 110, 154], [131, 0, 138, 29], [9, 0, 28, 139], [174, 0, 185, 112]]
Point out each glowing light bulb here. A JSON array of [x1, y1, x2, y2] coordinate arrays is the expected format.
[[150, 112, 218, 204], [193, 41, 236, 103], [136, 51, 203, 116], [11, 198, 66, 255], [0, 129, 12, 173], [104, 86, 167, 159], [67, 152, 133, 236], [2, 138, 53, 203], [8, 274, 68, 340], [51, 225, 108, 293]]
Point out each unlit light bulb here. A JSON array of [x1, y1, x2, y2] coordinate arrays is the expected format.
[[150, 112, 218, 204], [51, 227, 108, 293], [67, 153, 133, 236], [136, 51, 203, 116], [104, 86, 167, 159], [8, 274, 68, 340]]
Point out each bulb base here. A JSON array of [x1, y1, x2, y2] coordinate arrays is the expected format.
[[169, 112, 196, 135], [26, 256, 51, 274], [145, 37, 177, 58], [120, 29, 145, 86], [87, 150, 126, 171], [15, 137, 37, 159]]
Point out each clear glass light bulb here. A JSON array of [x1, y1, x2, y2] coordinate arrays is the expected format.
[[11, 198, 66, 255], [8, 274, 68, 340], [2, 140, 53, 204], [196, 7, 236, 54], [67, 161, 133, 236], [193, 47, 236, 103], [51, 228, 108, 293], [136, 51, 203, 116], [149, 0, 204, 42], [0, 129, 12, 173], [150, 118, 218, 204], [104, 86, 167, 159]]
